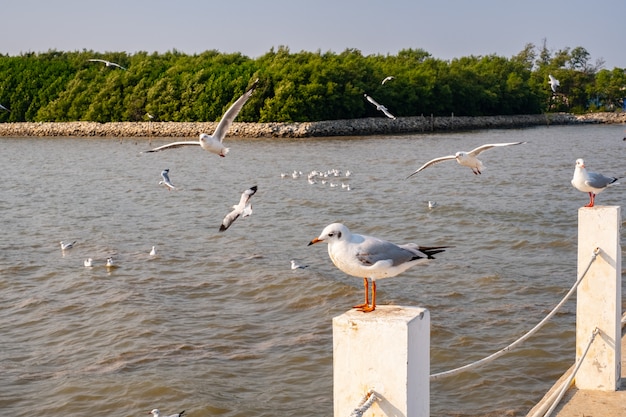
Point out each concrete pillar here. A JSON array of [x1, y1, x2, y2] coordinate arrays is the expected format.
[[333, 306, 429, 417], [576, 206, 622, 390]]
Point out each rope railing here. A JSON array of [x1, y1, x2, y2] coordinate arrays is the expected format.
[[349, 389, 379, 417], [430, 247, 600, 381]]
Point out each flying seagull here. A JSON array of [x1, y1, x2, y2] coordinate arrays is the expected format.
[[381, 76, 395, 85], [88, 59, 127, 70], [159, 168, 176, 190], [571, 158, 619, 207], [364, 94, 396, 119], [219, 185, 258, 232], [145, 79, 259, 157], [548, 74, 560, 93], [148, 409, 185, 417], [309, 223, 449, 312], [0, 103, 10, 112], [406, 142, 526, 177]]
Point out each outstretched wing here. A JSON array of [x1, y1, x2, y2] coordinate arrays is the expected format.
[[467, 142, 526, 157], [144, 141, 201, 153], [212, 79, 259, 142], [364, 94, 380, 107], [406, 155, 456, 178]]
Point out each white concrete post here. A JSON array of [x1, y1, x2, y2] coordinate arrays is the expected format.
[[333, 306, 429, 417], [576, 206, 622, 390]]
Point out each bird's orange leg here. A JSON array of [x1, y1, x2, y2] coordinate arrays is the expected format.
[[359, 281, 376, 313], [353, 277, 369, 309], [585, 192, 595, 207]]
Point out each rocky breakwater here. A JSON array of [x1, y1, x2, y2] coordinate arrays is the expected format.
[[0, 113, 595, 139], [574, 112, 626, 124]]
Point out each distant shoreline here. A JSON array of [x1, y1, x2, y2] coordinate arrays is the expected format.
[[0, 112, 624, 138]]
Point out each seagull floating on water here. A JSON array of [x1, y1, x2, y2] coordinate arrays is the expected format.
[[106, 257, 115, 268], [84, 258, 93, 267], [571, 158, 619, 207], [144, 79, 258, 157], [364, 94, 396, 119], [0, 103, 10, 112], [428, 201, 438, 209], [381, 76, 395, 85], [291, 259, 309, 270], [159, 168, 176, 190], [148, 409, 185, 417], [548, 74, 560, 93], [88, 59, 127, 70], [407, 142, 526, 177], [60, 241, 76, 250], [219, 186, 257, 232], [150, 246, 156, 256], [308, 223, 449, 312]]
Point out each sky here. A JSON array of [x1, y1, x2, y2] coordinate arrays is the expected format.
[[4, 0, 625, 69]]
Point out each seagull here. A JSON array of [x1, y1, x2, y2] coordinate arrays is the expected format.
[[144, 79, 259, 157], [150, 246, 156, 256], [548, 74, 560, 93], [291, 259, 308, 270], [60, 241, 76, 250], [406, 142, 526, 177], [364, 94, 396, 119], [428, 201, 438, 209], [148, 409, 185, 417], [0, 103, 10, 112], [88, 59, 127, 70], [84, 258, 93, 267], [571, 158, 619, 207], [219, 185, 258, 232], [159, 168, 176, 190], [106, 257, 115, 268], [381, 76, 395, 85], [308, 223, 449, 312]]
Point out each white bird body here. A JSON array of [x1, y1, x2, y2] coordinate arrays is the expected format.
[[88, 59, 126, 70], [291, 259, 308, 269], [309, 223, 448, 312], [148, 409, 185, 417], [219, 186, 257, 232], [84, 258, 93, 267], [159, 168, 176, 190], [106, 257, 115, 268], [364, 94, 396, 119], [407, 142, 526, 177], [548, 74, 560, 93], [150, 246, 156, 256], [145, 79, 258, 157], [60, 241, 76, 250], [571, 158, 619, 207]]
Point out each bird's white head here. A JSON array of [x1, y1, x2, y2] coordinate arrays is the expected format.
[[308, 223, 351, 246], [455, 151, 466, 159], [148, 410, 160, 417], [575, 158, 585, 169]]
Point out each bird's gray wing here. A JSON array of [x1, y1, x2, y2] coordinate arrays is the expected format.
[[212, 79, 259, 142], [144, 141, 201, 153], [468, 142, 525, 156], [364, 94, 380, 107], [406, 155, 456, 178], [381, 107, 396, 119], [356, 237, 422, 267], [586, 172, 618, 188], [219, 209, 241, 232]]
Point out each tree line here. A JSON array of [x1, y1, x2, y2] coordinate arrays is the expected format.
[[0, 43, 624, 123]]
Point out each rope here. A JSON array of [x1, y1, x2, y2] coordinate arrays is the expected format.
[[349, 389, 379, 417], [430, 247, 600, 380], [542, 327, 600, 417]]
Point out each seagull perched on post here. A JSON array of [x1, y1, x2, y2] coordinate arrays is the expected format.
[[548, 74, 560, 93], [406, 142, 526, 177], [219, 186, 257, 232], [144, 79, 259, 157], [364, 94, 396, 119], [87, 59, 127, 70], [571, 158, 619, 207], [308, 223, 449, 312]]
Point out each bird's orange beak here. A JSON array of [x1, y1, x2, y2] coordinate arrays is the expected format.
[[308, 238, 321, 246]]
